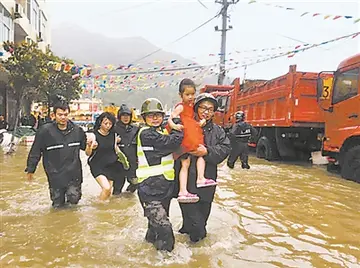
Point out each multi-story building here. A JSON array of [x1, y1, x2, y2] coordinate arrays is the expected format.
[[0, 0, 51, 128]]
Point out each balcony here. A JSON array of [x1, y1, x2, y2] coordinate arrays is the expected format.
[[13, 1, 35, 43], [13, 3, 25, 19]]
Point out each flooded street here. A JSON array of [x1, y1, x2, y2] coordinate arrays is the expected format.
[[1, 147, 360, 267]]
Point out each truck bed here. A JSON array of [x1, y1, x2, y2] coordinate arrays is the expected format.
[[236, 66, 325, 128]]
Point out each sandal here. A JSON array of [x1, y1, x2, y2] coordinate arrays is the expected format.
[[117, 151, 130, 170], [197, 178, 217, 188], [177, 193, 199, 203]]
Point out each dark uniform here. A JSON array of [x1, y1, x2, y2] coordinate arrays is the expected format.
[[174, 93, 231, 242], [136, 98, 183, 252], [227, 111, 257, 169], [113, 104, 139, 194], [25, 121, 87, 208]]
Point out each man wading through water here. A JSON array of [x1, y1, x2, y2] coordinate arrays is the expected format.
[[113, 104, 139, 194], [25, 100, 89, 208], [173, 93, 231, 242], [136, 98, 183, 252]]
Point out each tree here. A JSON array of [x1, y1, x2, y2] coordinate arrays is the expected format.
[[1, 41, 47, 128], [1, 41, 81, 154], [36, 49, 82, 114]]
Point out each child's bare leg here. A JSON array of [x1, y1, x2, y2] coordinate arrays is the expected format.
[[196, 156, 206, 184], [196, 157, 217, 188], [178, 157, 190, 196]]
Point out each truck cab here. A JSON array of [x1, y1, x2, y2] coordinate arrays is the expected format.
[[201, 83, 236, 130], [317, 53, 360, 182]]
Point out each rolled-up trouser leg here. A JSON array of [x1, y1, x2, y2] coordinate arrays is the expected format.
[[144, 200, 174, 252]]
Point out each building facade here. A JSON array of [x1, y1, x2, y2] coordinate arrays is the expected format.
[[0, 0, 50, 128]]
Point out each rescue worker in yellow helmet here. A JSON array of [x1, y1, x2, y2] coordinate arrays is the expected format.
[[136, 98, 183, 252]]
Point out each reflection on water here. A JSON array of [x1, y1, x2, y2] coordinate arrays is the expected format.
[[1, 147, 360, 267]]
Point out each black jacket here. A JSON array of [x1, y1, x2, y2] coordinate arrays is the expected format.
[[25, 121, 87, 188], [114, 121, 139, 177], [230, 121, 257, 143], [137, 126, 183, 202], [174, 121, 231, 202]]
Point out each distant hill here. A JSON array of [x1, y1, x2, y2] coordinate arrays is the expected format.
[[51, 25, 220, 108]]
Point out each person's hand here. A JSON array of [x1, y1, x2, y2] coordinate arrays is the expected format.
[[27, 173, 34, 182], [199, 119, 206, 127], [116, 136, 121, 144], [172, 124, 184, 131], [86, 132, 96, 145], [190, 144, 208, 157], [86, 139, 98, 149], [91, 141, 98, 149]]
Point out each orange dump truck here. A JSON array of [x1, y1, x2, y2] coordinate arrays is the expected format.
[[317, 54, 360, 182], [201, 65, 328, 161]]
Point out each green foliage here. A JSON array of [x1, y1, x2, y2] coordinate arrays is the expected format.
[[2, 41, 46, 103], [1, 41, 82, 108], [36, 49, 82, 106]]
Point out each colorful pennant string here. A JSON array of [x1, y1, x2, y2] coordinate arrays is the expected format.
[[248, 0, 359, 24]]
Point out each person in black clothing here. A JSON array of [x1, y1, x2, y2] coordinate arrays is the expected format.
[[0, 115, 8, 130], [227, 111, 258, 169], [86, 112, 129, 201], [25, 102, 88, 209], [113, 104, 139, 194], [136, 98, 183, 252], [173, 93, 231, 243], [37, 112, 46, 129]]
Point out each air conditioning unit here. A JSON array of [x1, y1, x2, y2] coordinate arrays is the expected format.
[[14, 3, 24, 19], [37, 32, 43, 42]]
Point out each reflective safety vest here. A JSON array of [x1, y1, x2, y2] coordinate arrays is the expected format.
[[136, 127, 175, 184]]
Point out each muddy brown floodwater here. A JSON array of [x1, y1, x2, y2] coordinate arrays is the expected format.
[[1, 147, 359, 267]]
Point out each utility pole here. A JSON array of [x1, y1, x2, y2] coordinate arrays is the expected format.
[[215, 0, 236, 85]]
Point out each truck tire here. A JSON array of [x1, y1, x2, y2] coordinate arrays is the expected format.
[[256, 136, 279, 161], [341, 145, 360, 183]]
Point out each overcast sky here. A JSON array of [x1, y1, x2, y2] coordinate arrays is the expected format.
[[48, 0, 359, 80]]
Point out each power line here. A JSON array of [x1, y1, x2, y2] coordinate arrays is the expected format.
[[227, 31, 360, 70], [197, 0, 209, 9], [97, 8, 224, 77], [131, 10, 223, 64]]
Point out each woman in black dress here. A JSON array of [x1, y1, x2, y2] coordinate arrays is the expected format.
[[85, 112, 129, 200]]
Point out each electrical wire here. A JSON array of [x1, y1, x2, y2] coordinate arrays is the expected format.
[[227, 31, 360, 70], [97, 6, 224, 77], [197, 0, 208, 9]]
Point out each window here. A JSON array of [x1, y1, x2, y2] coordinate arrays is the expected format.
[[27, 0, 31, 21], [40, 11, 47, 41], [332, 68, 359, 104], [31, 0, 39, 31], [0, 4, 14, 43]]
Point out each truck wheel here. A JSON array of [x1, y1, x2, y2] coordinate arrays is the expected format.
[[256, 136, 279, 161], [341, 145, 360, 183]]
